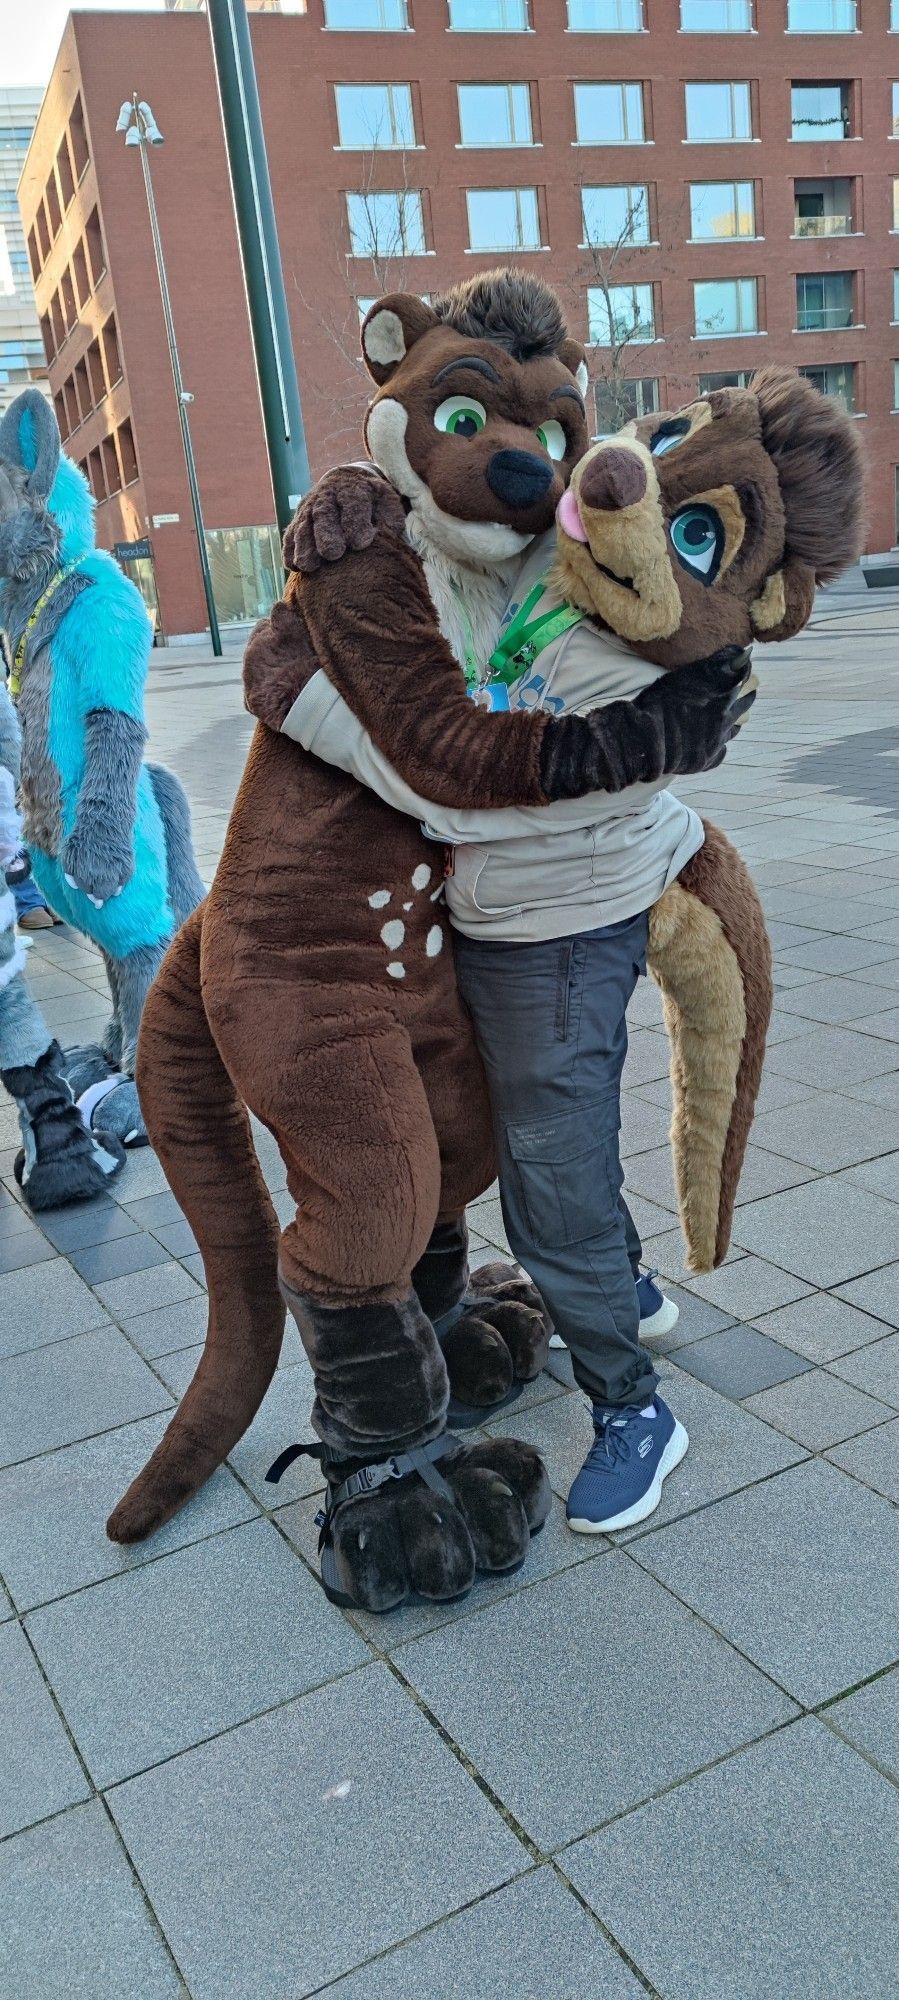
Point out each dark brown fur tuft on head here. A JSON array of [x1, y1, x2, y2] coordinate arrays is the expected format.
[[749, 366, 867, 584], [431, 267, 569, 362]]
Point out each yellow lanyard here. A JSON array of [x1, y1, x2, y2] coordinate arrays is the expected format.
[[9, 559, 89, 699]]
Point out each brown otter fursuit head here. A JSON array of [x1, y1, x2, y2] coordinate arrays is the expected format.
[[554, 367, 866, 1268]]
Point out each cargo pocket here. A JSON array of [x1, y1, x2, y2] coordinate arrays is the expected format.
[[507, 1101, 622, 1251]]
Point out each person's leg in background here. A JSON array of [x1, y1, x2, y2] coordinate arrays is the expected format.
[[455, 915, 688, 1533], [13, 867, 59, 932]]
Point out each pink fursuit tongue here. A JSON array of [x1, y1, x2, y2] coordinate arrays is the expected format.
[[557, 487, 588, 543]]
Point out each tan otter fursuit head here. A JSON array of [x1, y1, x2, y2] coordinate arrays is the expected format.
[[556, 368, 866, 1270]]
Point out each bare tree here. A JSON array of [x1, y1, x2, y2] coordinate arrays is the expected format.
[[567, 181, 688, 436]]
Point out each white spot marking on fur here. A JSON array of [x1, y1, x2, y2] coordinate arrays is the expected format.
[[411, 864, 431, 891], [430, 885, 444, 902], [403, 900, 413, 911], [322, 1781, 353, 1803], [426, 925, 443, 958], [575, 359, 589, 396], [387, 961, 406, 980], [381, 919, 405, 949], [362, 308, 407, 369], [368, 889, 391, 908]]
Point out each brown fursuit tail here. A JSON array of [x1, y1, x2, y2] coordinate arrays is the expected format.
[[106, 906, 285, 1544], [647, 823, 773, 1273]]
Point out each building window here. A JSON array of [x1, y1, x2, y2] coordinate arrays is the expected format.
[[680, 0, 752, 24], [102, 435, 121, 497], [689, 181, 755, 240], [54, 391, 69, 442], [335, 84, 415, 149], [323, 0, 409, 27], [86, 338, 106, 405], [594, 375, 658, 434], [69, 95, 89, 179], [568, 0, 644, 27], [466, 187, 541, 251], [85, 209, 106, 288], [791, 83, 851, 140], [694, 276, 758, 336], [799, 362, 855, 411], [35, 207, 51, 264], [787, 1, 857, 27], [118, 418, 139, 485], [72, 240, 91, 308], [457, 84, 533, 147], [588, 283, 655, 345], [893, 84, 899, 138], [45, 174, 62, 240], [582, 184, 650, 246], [102, 315, 122, 386], [60, 268, 77, 335], [448, 0, 529, 26], [684, 83, 753, 143], [894, 272, 899, 321], [794, 177, 853, 234], [796, 270, 854, 329], [697, 369, 753, 390], [56, 139, 74, 211], [27, 228, 41, 283], [346, 189, 427, 256], [575, 82, 645, 146], [205, 526, 284, 626]]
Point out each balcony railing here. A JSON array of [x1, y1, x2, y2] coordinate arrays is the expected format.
[[796, 305, 854, 328], [794, 213, 852, 235]]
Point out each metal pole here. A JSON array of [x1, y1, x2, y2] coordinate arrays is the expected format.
[[206, 0, 311, 538], [132, 96, 223, 657]]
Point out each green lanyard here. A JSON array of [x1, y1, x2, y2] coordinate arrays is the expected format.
[[9, 558, 89, 699], [454, 578, 583, 697]]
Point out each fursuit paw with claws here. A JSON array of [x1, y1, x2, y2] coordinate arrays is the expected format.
[[324, 1435, 551, 1613], [442, 1261, 552, 1420]]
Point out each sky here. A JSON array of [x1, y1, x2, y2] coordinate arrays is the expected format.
[[1, 0, 165, 91]]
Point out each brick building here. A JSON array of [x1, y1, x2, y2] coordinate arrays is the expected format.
[[18, 0, 899, 639], [1, 88, 49, 416]]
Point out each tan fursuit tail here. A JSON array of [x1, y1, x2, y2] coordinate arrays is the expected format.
[[647, 822, 773, 1273]]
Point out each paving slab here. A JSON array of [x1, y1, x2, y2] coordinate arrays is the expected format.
[[828, 1330, 899, 1408], [633, 1459, 899, 1706], [117, 1293, 210, 1360], [683, 1255, 812, 1320], [827, 1419, 899, 1505], [37, 1199, 139, 1253], [0, 1621, 90, 1837], [743, 1368, 894, 1449], [764, 1024, 899, 1087], [564, 1718, 899, 2000], [69, 1233, 173, 1286], [835, 1264, 899, 1328], [773, 976, 899, 1024], [398, 1554, 796, 1850], [0, 1413, 257, 1613], [0, 1798, 182, 1999], [323, 1869, 644, 2000], [827, 1665, 899, 1784], [674, 1322, 812, 1399], [0, 1225, 58, 1274], [747, 1090, 899, 1172], [227, 1363, 326, 1505], [108, 1662, 523, 2000], [0, 1325, 171, 1470], [732, 1177, 899, 1287], [843, 1148, 899, 1205], [0, 1257, 110, 1360], [26, 1515, 367, 1787], [91, 1259, 203, 1320], [751, 1292, 890, 1364]]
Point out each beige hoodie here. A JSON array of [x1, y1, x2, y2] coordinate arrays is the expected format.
[[282, 531, 703, 946]]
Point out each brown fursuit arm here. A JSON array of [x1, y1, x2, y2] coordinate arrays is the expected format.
[[647, 822, 773, 1272], [294, 533, 550, 811]]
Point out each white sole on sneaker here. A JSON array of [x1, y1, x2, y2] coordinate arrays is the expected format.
[[549, 1331, 566, 1351], [639, 1294, 680, 1342], [567, 1420, 689, 1535]]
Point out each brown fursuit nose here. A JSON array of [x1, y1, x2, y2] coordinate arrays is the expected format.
[[579, 448, 647, 513]]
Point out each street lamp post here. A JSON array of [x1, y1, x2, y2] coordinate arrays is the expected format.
[[116, 95, 223, 658]]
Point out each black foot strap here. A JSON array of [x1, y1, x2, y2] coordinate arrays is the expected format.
[[265, 1434, 467, 1607]]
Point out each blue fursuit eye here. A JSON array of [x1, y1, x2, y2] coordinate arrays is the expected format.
[[670, 504, 724, 584]]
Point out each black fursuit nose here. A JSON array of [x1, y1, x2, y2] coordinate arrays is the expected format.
[[485, 449, 555, 511]]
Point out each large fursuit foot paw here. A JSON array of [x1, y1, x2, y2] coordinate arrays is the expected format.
[[442, 1261, 552, 1425]]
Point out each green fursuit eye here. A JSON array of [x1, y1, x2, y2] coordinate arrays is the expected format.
[[669, 504, 724, 583], [434, 395, 488, 438], [536, 420, 567, 461]]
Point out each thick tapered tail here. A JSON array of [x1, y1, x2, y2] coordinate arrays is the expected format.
[[648, 822, 772, 1273], [107, 906, 285, 1543]]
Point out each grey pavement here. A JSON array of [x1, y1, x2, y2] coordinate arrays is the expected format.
[[2, 594, 899, 1996]]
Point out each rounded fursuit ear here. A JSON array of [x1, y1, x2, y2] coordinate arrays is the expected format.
[[559, 338, 589, 399], [750, 560, 816, 644], [361, 294, 439, 385], [0, 389, 60, 503]]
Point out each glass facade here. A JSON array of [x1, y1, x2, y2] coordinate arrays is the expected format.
[[680, 0, 752, 25], [568, 0, 644, 27], [323, 0, 408, 26], [448, 0, 529, 26], [204, 526, 283, 626], [787, 1, 857, 28]]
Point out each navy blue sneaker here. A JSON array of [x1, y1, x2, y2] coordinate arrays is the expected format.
[[635, 1269, 680, 1341], [566, 1395, 689, 1534], [549, 1269, 679, 1351]]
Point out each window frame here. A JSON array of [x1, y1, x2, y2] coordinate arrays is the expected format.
[[581, 183, 652, 248], [689, 180, 757, 242], [456, 82, 534, 148], [587, 281, 657, 347], [345, 188, 428, 258], [574, 80, 647, 146], [465, 185, 543, 253], [692, 275, 760, 338], [334, 82, 417, 151], [684, 81, 754, 144]]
